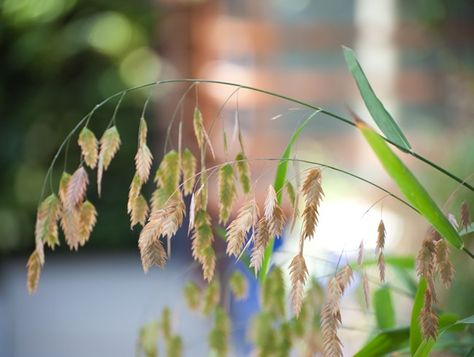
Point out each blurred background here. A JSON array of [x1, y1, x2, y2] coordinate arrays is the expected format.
[[1, 0, 473, 355]]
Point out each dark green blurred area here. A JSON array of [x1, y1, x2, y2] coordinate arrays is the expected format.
[[0, 0, 160, 253]]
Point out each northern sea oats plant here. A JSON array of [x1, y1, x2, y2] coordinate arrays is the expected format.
[[28, 47, 474, 356]]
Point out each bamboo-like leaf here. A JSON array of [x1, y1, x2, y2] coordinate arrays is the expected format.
[[343, 46, 411, 151], [373, 285, 395, 329], [355, 117, 463, 250], [218, 163, 236, 224], [235, 152, 251, 194], [97, 126, 121, 196], [78, 127, 98, 169], [353, 327, 409, 357], [410, 278, 427, 355], [413, 314, 471, 357], [181, 148, 197, 195]]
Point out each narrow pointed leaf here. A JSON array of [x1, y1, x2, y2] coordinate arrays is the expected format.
[[343, 46, 411, 151], [356, 118, 463, 250]]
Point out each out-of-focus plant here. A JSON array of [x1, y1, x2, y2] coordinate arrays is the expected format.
[[28, 47, 474, 356]]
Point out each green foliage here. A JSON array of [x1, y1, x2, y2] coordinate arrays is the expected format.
[[410, 278, 428, 354], [343, 46, 411, 151], [373, 286, 396, 329], [353, 327, 410, 357], [356, 118, 463, 250]]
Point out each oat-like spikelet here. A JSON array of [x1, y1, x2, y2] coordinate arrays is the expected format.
[[362, 272, 370, 308], [416, 237, 438, 302], [127, 173, 142, 214], [193, 107, 205, 149], [138, 232, 167, 272], [416, 238, 436, 280], [235, 152, 251, 194], [229, 271, 248, 300], [321, 278, 343, 357], [141, 193, 185, 243], [201, 245, 216, 282], [66, 166, 89, 210], [191, 209, 213, 259], [434, 239, 455, 288], [226, 200, 258, 257], [150, 187, 168, 213], [320, 265, 353, 357], [79, 200, 97, 246], [155, 150, 180, 197], [130, 195, 149, 228], [357, 240, 364, 265], [135, 144, 153, 183], [301, 168, 324, 240], [181, 148, 197, 196], [336, 265, 353, 294], [61, 208, 82, 250], [78, 127, 98, 169], [35, 194, 61, 249], [376, 219, 385, 254], [26, 249, 43, 294], [97, 126, 121, 196], [264, 185, 286, 238], [59, 172, 71, 204], [218, 163, 237, 224], [183, 282, 201, 311], [378, 252, 386, 282], [289, 253, 309, 316], [191, 108, 215, 158], [460, 201, 471, 230], [250, 217, 270, 274], [420, 288, 438, 340], [134, 118, 153, 182], [375, 220, 386, 282]]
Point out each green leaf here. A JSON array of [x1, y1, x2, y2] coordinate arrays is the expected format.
[[343, 46, 411, 151], [353, 327, 409, 357], [413, 314, 470, 357], [358, 255, 415, 270], [356, 119, 463, 250], [410, 278, 427, 354], [374, 285, 396, 329], [258, 110, 321, 282]]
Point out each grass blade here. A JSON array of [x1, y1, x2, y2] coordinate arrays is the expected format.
[[258, 110, 321, 282], [353, 327, 409, 357], [374, 285, 396, 329], [343, 46, 411, 151], [355, 117, 463, 250], [410, 278, 427, 354]]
